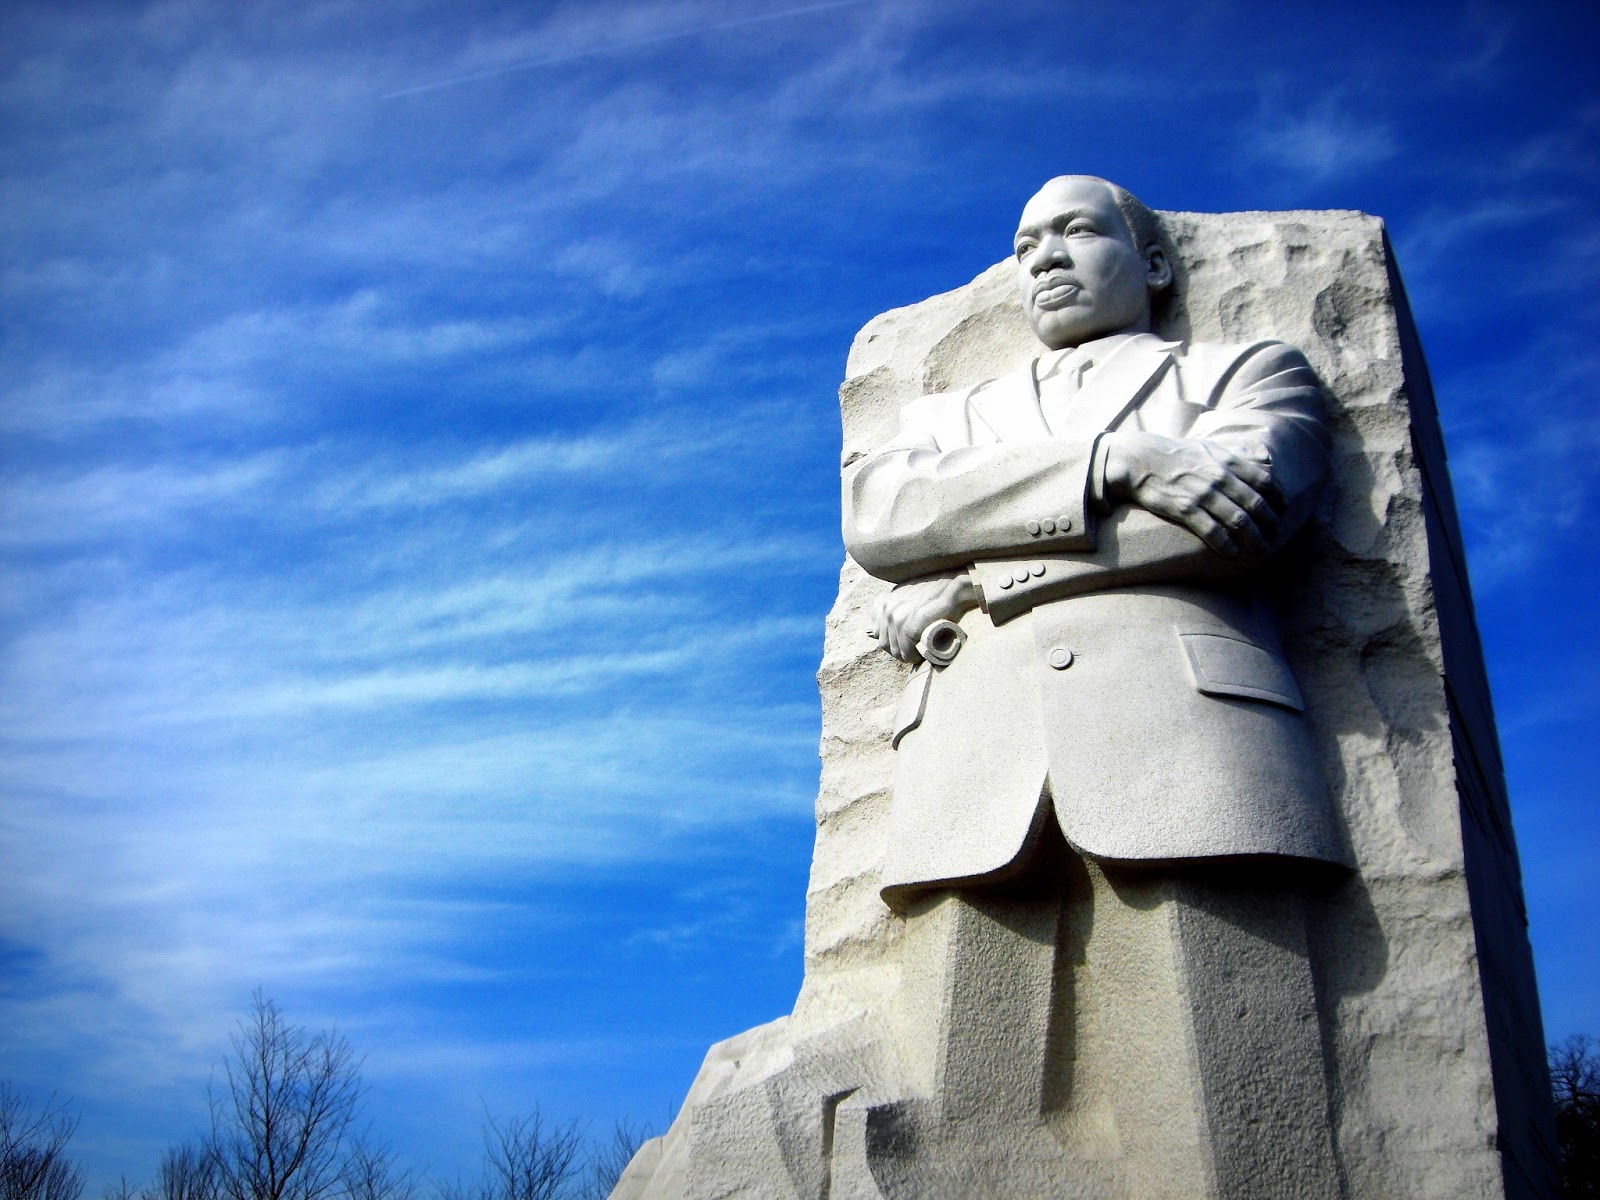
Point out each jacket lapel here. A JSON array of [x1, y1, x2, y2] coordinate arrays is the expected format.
[[965, 367, 1052, 443], [962, 336, 1180, 444], [1045, 336, 1179, 438]]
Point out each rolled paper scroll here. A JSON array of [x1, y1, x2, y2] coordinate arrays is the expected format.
[[917, 618, 966, 668]]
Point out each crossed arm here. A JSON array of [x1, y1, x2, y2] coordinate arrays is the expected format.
[[843, 343, 1329, 662]]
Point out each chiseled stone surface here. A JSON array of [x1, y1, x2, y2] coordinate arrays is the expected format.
[[611, 208, 1554, 1198]]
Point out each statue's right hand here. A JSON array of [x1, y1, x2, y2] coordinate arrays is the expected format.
[[869, 572, 982, 663]]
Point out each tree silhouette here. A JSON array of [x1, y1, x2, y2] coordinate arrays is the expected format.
[[209, 992, 361, 1200], [1552, 1034, 1600, 1199], [0, 1084, 83, 1200], [148, 1144, 218, 1200]]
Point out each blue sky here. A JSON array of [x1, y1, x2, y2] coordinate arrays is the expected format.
[[2, 0, 1596, 1186]]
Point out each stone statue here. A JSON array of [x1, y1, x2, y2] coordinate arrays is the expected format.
[[828, 173, 1351, 1194], [845, 174, 1348, 904], [611, 178, 1557, 1200]]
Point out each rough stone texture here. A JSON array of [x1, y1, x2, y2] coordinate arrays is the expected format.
[[612, 211, 1557, 1198]]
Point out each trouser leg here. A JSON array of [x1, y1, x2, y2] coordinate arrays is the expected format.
[[866, 835, 1341, 1198]]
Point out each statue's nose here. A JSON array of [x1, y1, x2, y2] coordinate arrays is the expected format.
[[1037, 234, 1071, 269]]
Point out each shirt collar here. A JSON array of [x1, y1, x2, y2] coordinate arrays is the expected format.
[[1037, 330, 1149, 376]]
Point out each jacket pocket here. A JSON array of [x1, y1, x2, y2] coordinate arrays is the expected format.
[[1176, 629, 1305, 712]]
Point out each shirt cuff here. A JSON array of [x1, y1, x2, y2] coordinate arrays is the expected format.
[[1089, 433, 1112, 515]]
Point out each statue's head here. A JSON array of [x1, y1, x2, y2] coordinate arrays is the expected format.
[[1014, 175, 1173, 351]]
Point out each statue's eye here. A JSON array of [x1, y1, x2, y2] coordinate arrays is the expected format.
[[1015, 241, 1036, 259], [1066, 221, 1095, 236]]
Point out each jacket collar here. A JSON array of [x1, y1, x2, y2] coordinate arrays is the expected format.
[[1043, 331, 1179, 437], [969, 331, 1179, 441]]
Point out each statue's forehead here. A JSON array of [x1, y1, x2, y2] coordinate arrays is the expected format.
[[1016, 177, 1118, 230]]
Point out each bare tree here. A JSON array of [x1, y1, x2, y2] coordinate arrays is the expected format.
[[442, 1110, 583, 1200], [580, 1122, 648, 1200], [338, 1140, 414, 1200], [208, 992, 362, 1200], [0, 1084, 83, 1200], [482, 1111, 583, 1200], [147, 1144, 217, 1200], [1552, 1034, 1600, 1199]]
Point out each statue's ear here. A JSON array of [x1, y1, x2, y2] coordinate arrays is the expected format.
[[1146, 246, 1173, 292]]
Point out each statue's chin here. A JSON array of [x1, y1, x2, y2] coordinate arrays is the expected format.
[[1029, 312, 1105, 351], [1029, 308, 1150, 351]]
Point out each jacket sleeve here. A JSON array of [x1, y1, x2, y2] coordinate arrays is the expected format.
[[967, 341, 1331, 624], [841, 382, 1099, 583]]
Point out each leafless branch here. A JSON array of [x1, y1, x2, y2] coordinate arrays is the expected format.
[[580, 1122, 649, 1200], [148, 1143, 218, 1200], [444, 1109, 583, 1200], [1550, 1034, 1600, 1198], [208, 992, 362, 1200], [0, 1084, 84, 1200], [339, 1139, 414, 1200]]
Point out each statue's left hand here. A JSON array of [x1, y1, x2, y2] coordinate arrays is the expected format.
[[870, 572, 983, 663], [1100, 431, 1284, 559]]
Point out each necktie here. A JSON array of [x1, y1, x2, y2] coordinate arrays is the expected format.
[[1038, 349, 1093, 434]]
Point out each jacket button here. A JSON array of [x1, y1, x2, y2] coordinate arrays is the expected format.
[[1040, 517, 1056, 534], [1057, 515, 1073, 532], [1026, 519, 1041, 536], [1047, 646, 1074, 670]]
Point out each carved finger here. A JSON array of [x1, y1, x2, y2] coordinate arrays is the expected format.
[[1209, 445, 1282, 503], [1229, 456, 1286, 512], [1240, 441, 1273, 465], [881, 616, 903, 659], [1187, 509, 1240, 558], [897, 628, 923, 663], [1213, 472, 1280, 541], [1220, 449, 1270, 483], [881, 613, 908, 659], [887, 612, 919, 662], [1206, 493, 1269, 556]]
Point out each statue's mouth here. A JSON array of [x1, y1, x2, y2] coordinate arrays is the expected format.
[[1033, 275, 1081, 309]]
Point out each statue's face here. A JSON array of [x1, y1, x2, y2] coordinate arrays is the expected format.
[[1014, 177, 1168, 351]]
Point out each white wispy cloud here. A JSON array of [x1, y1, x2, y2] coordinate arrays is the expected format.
[[1239, 92, 1396, 183], [0, 295, 564, 435], [382, 0, 870, 99], [1393, 195, 1567, 288], [2, 388, 828, 547], [1434, 328, 1600, 591]]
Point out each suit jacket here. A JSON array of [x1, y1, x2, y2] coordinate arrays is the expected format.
[[841, 332, 1351, 907]]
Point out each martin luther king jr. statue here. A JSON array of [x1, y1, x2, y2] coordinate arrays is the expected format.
[[825, 174, 1356, 1194], [613, 175, 1554, 1199], [845, 173, 1348, 901]]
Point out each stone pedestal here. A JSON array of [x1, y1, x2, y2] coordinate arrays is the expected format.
[[611, 210, 1558, 1199]]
